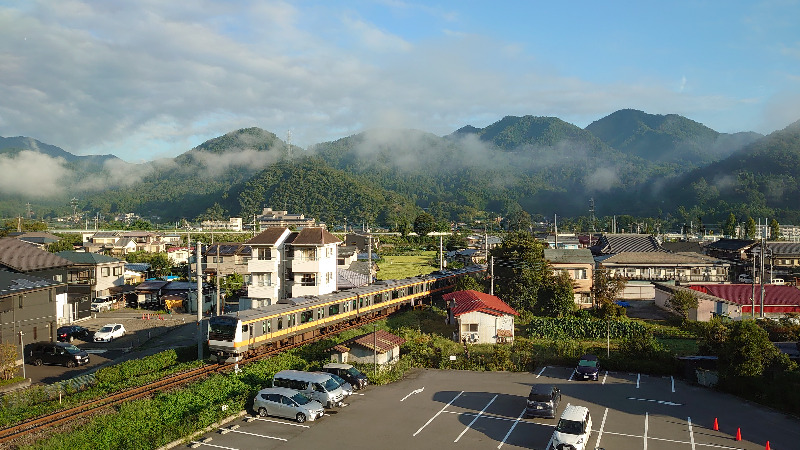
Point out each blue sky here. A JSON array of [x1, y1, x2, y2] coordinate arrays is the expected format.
[[0, 0, 798, 162]]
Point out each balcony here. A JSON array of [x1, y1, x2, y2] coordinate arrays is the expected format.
[[248, 258, 279, 274], [290, 258, 320, 273]]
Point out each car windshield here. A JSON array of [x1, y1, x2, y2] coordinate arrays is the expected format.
[[345, 367, 362, 377], [291, 392, 312, 405], [64, 344, 82, 354], [556, 419, 584, 435], [323, 378, 340, 391], [329, 374, 346, 386], [578, 359, 597, 368], [99, 326, 113, 333]]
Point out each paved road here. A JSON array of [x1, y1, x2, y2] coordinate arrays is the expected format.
[[186, 368, 800, 450]]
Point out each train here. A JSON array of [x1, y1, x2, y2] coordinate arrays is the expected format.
[[208, 264, 486, 362]]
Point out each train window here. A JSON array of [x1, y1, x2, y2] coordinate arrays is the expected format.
[[374, 294, 381, 304], [317, 307, 324, 320], [301, 310, 314, 323], [289, 314, 297, 327], [262, 321, 267, 333], [359, 298, 364, 308], [329, 303, 340, 315], [352, 299, 357, 311], [277, 317, 283, 330], [242, 324, 248, 333]]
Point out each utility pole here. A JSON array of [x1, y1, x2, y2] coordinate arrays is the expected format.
[[216, 243, 221, 316], [760, 218, 766, 318], [196, 243, 203, 360], [19, 331, 25, 380]]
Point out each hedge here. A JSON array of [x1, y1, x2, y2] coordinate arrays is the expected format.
[[526, 316, 650, 340]]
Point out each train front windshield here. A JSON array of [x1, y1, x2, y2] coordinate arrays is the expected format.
[[209, 316, 238, 340]]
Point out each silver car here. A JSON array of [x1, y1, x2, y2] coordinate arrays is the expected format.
[[253, 387, 324, 423], [318, 371, 353, 397]]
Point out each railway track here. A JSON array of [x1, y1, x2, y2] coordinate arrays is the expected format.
[[0, 312, 389, 446]]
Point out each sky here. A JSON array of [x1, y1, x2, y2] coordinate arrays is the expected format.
[[0, 0, 798, 163]]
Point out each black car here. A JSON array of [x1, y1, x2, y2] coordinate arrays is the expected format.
[[322, 363, 369, 390], [525, 384, 561, 418], [28, 341, 90, 368], [56, 325, 93, 342], [574, 354, 600, 381]]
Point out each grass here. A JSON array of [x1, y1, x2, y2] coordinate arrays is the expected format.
[[376, 251, 438, 280]]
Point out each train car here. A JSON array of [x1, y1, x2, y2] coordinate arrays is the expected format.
[[208, 264, 485, 362]]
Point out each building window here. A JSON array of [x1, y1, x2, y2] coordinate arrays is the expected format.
[[113, 266, 122, 276], [301, 274, 316, 286], [53, 274, 62, 282], [102, 267, 110, 277], [461, 323, 478, 333]]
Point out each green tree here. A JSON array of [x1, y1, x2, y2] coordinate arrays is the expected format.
[[592, 269, 627, 315], [489, 231, 548, 314], [745, 216, 756, 239], [453, 273, 485, 293], [533, 270, 576, 317], [723, 213, 737, 237], [129, 219, 153, 230], [0, 342, 18, 380], [770, 219, 781, 240], [666, 289, 699, 321], [47, 239, 76, 253], [221, 273, 245, 299], [718, 320, 795, 379], [413, 213, 436, 236], [196, 203, 227, 222]]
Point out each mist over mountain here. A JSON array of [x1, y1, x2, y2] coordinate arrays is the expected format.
[[1, 110, 798, 227]]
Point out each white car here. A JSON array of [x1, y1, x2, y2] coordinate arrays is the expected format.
[[549, 405, 592, 450], [93, 323, 126, 342], [90, 297, 114, 312]]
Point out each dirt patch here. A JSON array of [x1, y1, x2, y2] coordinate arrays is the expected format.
[[624, 300, 676, 321]]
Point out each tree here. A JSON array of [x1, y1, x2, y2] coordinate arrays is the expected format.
[[129, 219, 153, 230], [413, 213, 436, 236], [0, 342, 18, 380], [47, 239, 76, 253], [718, 320, 795, 379], [592, 269, 627, 316], [666, 289, 699, 321], [533, 270, 576, 317], [723, 213, 737, 237], [454, 274, 485, 293], [196, 203, 227, 222], [489, 231, 548, 314], [221, 273, 245, 299], [770, 219, 781, 240], [745, 216, 756, 239]]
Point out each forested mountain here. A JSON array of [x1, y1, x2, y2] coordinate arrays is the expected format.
[[585, 109, 762, 167], [1, 111, 799, 228], [0, 135, 121, 169]]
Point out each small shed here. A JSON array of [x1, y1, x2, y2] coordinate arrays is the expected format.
[[328, 330, 405, 365], [443, 290, 518, 344]]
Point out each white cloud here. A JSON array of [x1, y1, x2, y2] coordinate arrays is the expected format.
[[0, 151, 71, 197]]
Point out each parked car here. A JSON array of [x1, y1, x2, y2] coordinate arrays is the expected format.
[[549, 405, 593, 450], [253, 387, 325, 423], [318, 371, 353, 397], [770, 278, 785, 285], [574, 354, 600, 381], [56, 325, 93, 342], [525, 384, 561, 419], [738, 274, 754, 283], [322, 362, 368, 390], [272, 370, 345, 408], [93, 323, 126, 342], [28, 341, 90, 367], [90, 297, 114, 312]]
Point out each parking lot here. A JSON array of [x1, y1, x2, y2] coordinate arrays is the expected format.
[[24, 309, 199, 385], [185, 367, 800, 450]]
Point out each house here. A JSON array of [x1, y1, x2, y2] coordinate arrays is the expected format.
[[0, 270, 66, 349], [0, 238, 80, 323], [134, 280, 216, 313], [590, 233, 664, 255], [328, 329, 406, 365], [8, 231, 62, 249], [202, 242, 252, 278], [244, 227, 293, 307], [167, 246, 192, 265], [443, 290, 518, 344], [286, 227, 341, 297], [596, 252, 731, 283], [750, 242, 800, 280], [56, 251, 125, 301], [705, 238, 756, 262], [544, 248, 594, 307], [689, 284, 800, 318]]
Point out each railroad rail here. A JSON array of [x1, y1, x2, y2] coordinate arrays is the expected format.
[[0, 311, 389, 446]]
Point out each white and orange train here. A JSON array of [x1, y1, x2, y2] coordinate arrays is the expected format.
[[208, 265, 485, 362]]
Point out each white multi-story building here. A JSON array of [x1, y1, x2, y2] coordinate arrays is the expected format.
[[243, 227, 341, 308]]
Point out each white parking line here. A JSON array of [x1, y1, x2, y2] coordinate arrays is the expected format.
[[497, 408, 527, 449], [644, 412, 649, 450], [536, 366, 547, 378], [602, 370, 608, 384], [226, 429, 287, 442], [250, 417, 310, 428], [189, 442, 238, 450], [637, 373, 641, 388], [567, 370, 575, 381], [594, 407, 608, 449], [671, 376, 676, 393], [413, 391, 463, 436], [688, 416, 696, 450], [454, 394, 497, 442], [602, 430, 746, 450]]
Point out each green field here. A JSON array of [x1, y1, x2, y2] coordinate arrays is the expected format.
[[376, 251, 438, 280]]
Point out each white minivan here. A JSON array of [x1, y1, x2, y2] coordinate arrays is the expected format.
[[272, 370, 346, 408], [548, 405, 592, 450]]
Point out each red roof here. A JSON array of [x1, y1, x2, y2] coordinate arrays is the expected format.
[[689, 284, 800, 312], [351, 330, 405, 353], [443, 290, 519, 317]]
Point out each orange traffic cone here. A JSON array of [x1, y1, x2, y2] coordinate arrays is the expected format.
[[735, 428, 741, 441], [765, 441, 770, 450], [713, 417, 719, 431]]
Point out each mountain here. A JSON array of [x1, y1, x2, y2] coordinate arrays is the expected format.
[[585, 109, 762, 167], [0, 135, 121, 168]]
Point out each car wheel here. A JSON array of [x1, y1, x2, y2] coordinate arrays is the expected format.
[[296, 413, 306, 423], [33, 359, 43, 366], [258, 407, 268, 417], [65, 360, 76, 368]]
